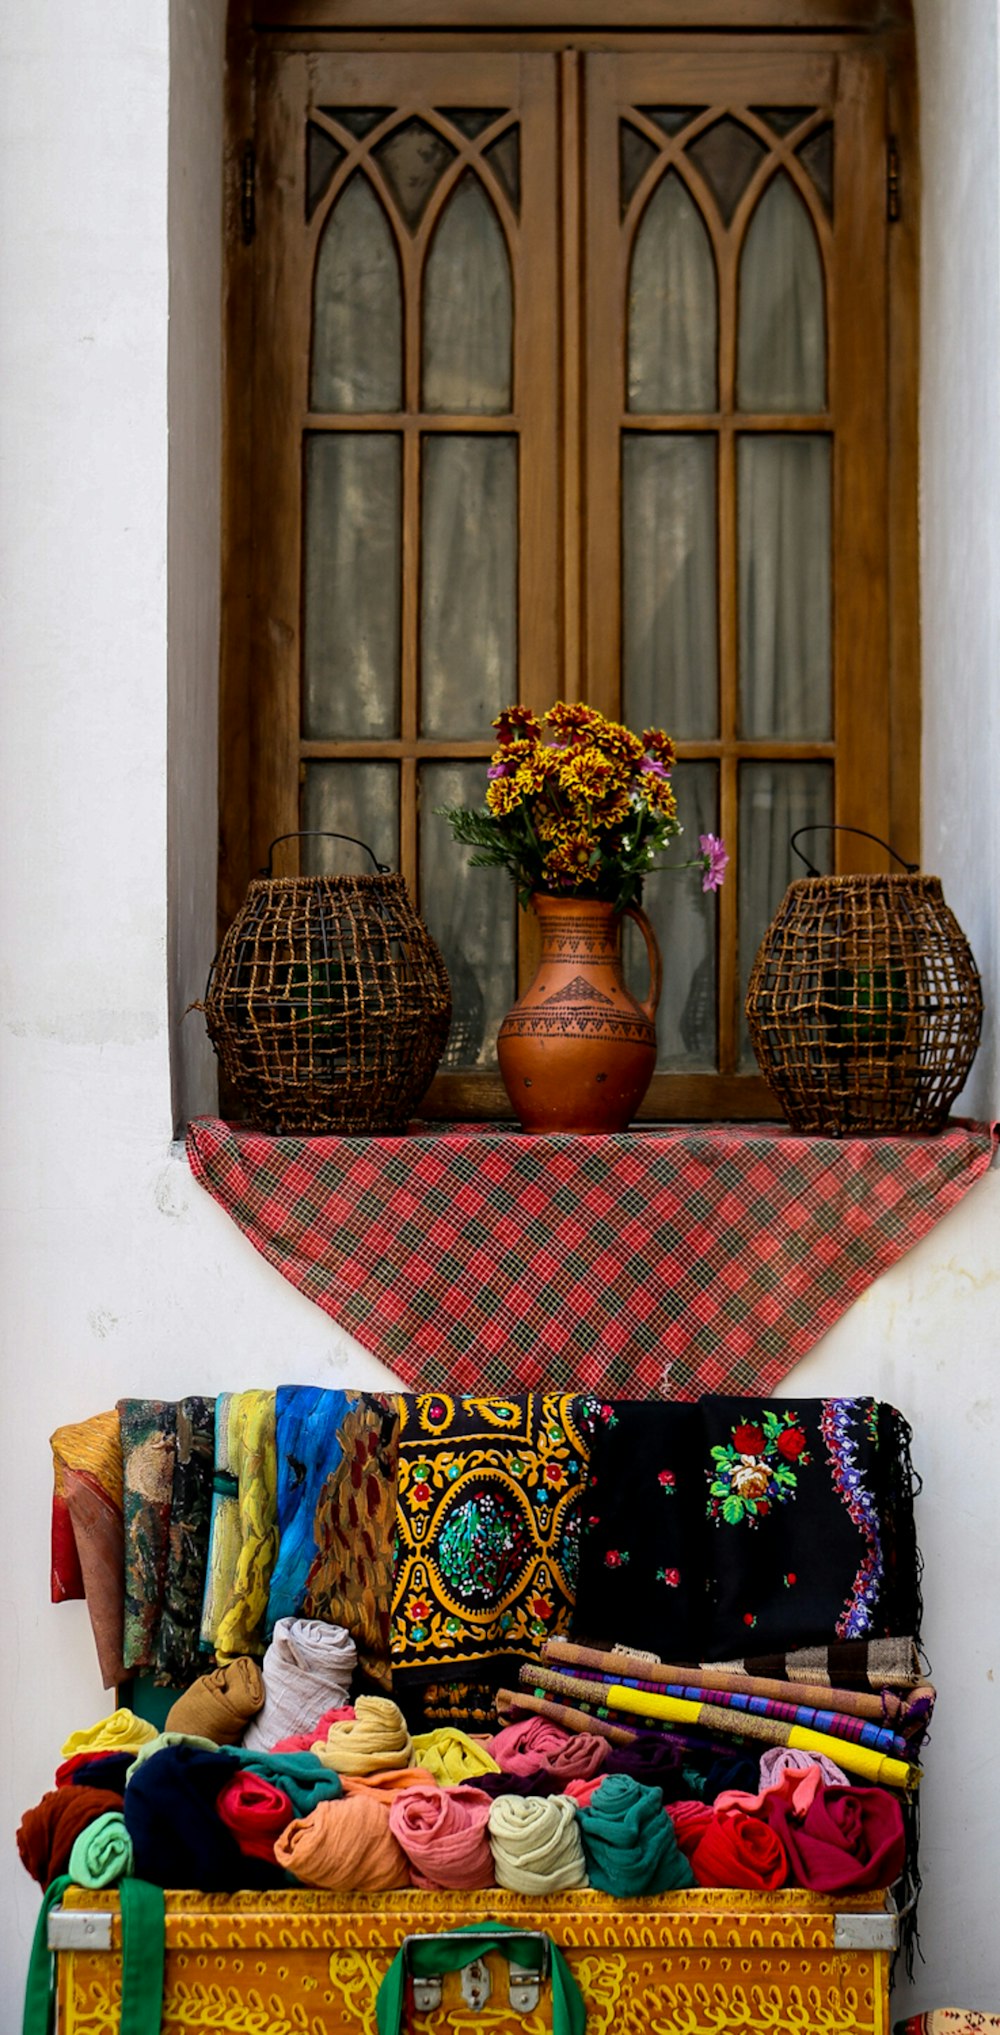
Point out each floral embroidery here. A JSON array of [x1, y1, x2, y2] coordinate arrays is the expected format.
[[658, 1469, 676, 1492], [821, 1398, 884, 1638], [604, 1549, 629, 1568], [707, 1408, 812, 1527], [657, 1566, 680, 1587], [743, 1611, 757, 1628]]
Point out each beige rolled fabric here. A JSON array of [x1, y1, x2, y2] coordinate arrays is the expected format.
[[311, 1695, 413, 1775], [488, 1795, 588, 1893]]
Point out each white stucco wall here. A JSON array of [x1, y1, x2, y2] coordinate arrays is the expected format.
[[0, 0, 997, 2014]]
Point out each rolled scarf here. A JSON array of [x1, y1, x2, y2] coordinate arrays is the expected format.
[[666, 1800, 713, 1859], [546, 1638, 933, 1733], [760, 1781, 906, 1893], [200, 1392, 241, 1650], [217, 1771, 295, 1861], [340, 1767, 438, 1800], [687, 1805, 788, 1890], [760, 1746, 850, 1797], [488, 1795, 588, 1893], [67, 1810, 134, 1888], [266, 1387, 349, 1632], [242, 1617, 356, 1751], [275, 1793, 410, 1891], [214, 1389, 279, 1662], [550, 1662, 909, 1759], [55, 1752, 132, 1796], [50, 1410, 126, 1689], [18, 1788, 124, 1886], [311, 1695, 412, 1775], [123, 1744, 284, 1891], [273, 1704, 355, 1754], [154, 1395, 215, 1687], [389, 1785, 495, 1891], [218, 1747, 344, 1819], [118, 1398, 177, 1673], [60, 1710, 158, 1759], [125, 1732, 221, 1781], [165, 1656, 265, 1745], [304, 1393, 400, 1691], [489, 1716, 608, 1785], [563, 1777, 604, 1809], [577, 1775, 696, 1897], [412, 1729, 501, 1787]]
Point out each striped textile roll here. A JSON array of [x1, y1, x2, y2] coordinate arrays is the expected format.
[[543, 1638, 933, 1733], [553, 1665, 907, 1758]]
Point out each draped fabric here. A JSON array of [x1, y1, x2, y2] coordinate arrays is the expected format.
[[303, 1393, 400, 1689], [200, 1393, 241, 1652], [214, 1390, 279, 1661], [266, 1386, 349, 1633], [569, 1400, 708, 1658], [154, 1396, 215, 1687], [391, 1394, 597, 1722], [118, 1400, 177, 1674], [49, 1411, 126, 1689]]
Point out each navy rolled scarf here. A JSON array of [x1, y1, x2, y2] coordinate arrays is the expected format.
[[123, 1744, 287, 1891]]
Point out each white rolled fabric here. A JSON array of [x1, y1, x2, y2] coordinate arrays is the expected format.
[[487, 1794, 588, 1894], [242, 1616, 356, 1750]]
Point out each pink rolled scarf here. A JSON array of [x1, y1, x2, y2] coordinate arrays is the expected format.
[[490, 1716, 608, 1784], [388, 1785, 495, 1890]]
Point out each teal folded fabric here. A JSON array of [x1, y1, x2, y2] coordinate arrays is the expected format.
[[267, 1387, 349, 1633], [219, 1746, 344, 1819], [577, 1773, 695, 1896], [67, 1811, 133, 1889]]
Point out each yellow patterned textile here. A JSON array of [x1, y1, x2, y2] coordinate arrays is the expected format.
[[214, 1392, 278, 1663]]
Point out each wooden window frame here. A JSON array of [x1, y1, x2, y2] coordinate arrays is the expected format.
[[220, 0, 918, 1123]]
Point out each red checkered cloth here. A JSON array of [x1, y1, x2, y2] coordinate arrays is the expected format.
[[186, 1118, 997, 1400]]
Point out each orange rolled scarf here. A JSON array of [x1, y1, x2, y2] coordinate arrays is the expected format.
[[165, 1658, 265, 1745], [340, 1766, 438, 1800], [274, 1793, 410, 1891], [388, 1785, 495, 1891]]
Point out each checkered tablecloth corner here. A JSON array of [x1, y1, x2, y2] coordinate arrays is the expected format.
[[186, 1117, 997, 1400]]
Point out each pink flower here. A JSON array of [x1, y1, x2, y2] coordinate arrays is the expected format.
[[699, 832, 729, 892]]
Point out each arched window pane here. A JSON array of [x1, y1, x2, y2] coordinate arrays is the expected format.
[[628, 172, 717, 413], [623, 433, 718, 738], [311, 175, 402, 413], [423, 174, 512, 414], [738, 172, 826, 412]]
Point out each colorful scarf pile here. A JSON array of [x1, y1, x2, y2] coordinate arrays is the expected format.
[[66, 1810, 134, 1888], [118, 1399, 177, 1672], [487, 1794, 588, 1893], [216, 1771, 295, 1860], [123, 1743, 283, 1891], [154, 1395, 215, 1686], [391, 1394, 596, 1724], [550, 1663, 908, 1757], [218, 1747, 344, 1818], [164, 1657, 265, 1744], [388, 1784, 495, 1890], [266, 1386, 349, 1632], [576, 1774, 695, 1896], [242, 1616, 356, 1751], [17, 1787, 125, 1886], [411, 1729, 501, 1786], [490, 1715, 609, 1784], [304, 1394, 400, 1690], [274, 1794, 410, 1890], [311, 1695, 413, 1775], [50, 1410, 126, 1689], [214, 1389, 278, 1661]]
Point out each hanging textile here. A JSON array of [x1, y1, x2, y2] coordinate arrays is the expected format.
[[154, 1395, 215, 1687], [118, 1401, 177, 1674], [214, 1390, 278, 1662], [303, 1393, 400, 1689], [266, 1385, 349, 1633], [50, 1411, 125, 1689]]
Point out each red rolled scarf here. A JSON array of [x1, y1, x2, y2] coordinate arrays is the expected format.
[[666, 1800, 713, 1859], [689, 1805, 788, 1890], [761, 1782, 905, 1893], [490, 1716, 608, 1784], [17, 1787, 125, 1886], [216, 1772, 295, 1862], [388, 1784, 495, 1891]]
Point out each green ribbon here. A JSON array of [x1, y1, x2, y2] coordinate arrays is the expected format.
[[375, 1921, 585, 2035], [22, 1878, 165, 2035]]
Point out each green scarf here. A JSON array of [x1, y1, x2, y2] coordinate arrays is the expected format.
[[23, 1878, 164, 2035], [376, 1922, 585, 2035]]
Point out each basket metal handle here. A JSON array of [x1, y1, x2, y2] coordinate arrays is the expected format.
[[789, 825, 919, 879], [265, 831, 390, 876]]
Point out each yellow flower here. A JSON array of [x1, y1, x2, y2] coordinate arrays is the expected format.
[[545, 701, 605, 744]]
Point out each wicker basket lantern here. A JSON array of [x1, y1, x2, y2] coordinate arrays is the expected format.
[[200, 833, 452, 1134], [745, 828, 982, 1135]]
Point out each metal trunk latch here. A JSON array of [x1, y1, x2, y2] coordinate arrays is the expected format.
[[459, 1956, 492, 2009]]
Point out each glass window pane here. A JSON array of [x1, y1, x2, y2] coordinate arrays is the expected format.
[[373, 118, 456, 230], [484, 129, 520, 214], [739, 760, 833, 1067], [623, 433, 718, 740], [303, 435, 402, 741], [686, 117, 767, 225], [628, 172, 717, 414], [422, 174, 513, 414], [738, 434, 831, 740], [420, 761, 515, 1070], [738, 172, 826, 413], [420, 435, 517, 739], [624, 761, 718, 1070], [311, 175, 402, 415], [301, 761, 400, 875]]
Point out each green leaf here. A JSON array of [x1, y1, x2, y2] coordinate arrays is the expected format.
[[722, 1496, 745, 1524], [710, 1445, 733, 1463]]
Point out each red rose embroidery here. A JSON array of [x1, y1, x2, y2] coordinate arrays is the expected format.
[[777, 1427, 807, 1461], [743, 1611, 757, 1627], [604, 1549, 625, 1569], [663, 1568, 680, 1587], [412, 1480, 431, 1503], [733, 1423, 765, 1454], [658, 1470, 676, 1488]]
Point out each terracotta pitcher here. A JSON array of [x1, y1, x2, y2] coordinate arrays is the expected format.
[[497, 894, 662, 1132]]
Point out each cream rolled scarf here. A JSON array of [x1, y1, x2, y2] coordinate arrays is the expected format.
[[242, 1618, 357, 1752], [488, 1795, 588, 1893], [311, 1695, 413, 1775]]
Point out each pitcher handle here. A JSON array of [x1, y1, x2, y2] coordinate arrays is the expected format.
[[624, 904, 662, 1023]]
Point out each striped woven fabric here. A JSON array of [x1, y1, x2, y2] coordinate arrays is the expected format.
[[558, 1663, 908, 1756]]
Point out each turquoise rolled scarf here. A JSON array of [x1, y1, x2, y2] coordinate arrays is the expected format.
[[23, 1877, 164, 2035], [376, 1922, 585, 2035], [577, 1773, 695, 1897]]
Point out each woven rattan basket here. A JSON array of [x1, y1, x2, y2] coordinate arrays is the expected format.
[[745, 829, 982, 1135], [200, 833, 452, 1134]]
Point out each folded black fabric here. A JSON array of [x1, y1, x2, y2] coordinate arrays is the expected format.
[[122, 1744, 285, 1891], [63, 1754, 132, 1797], [569, 1400, 707, 1660]]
